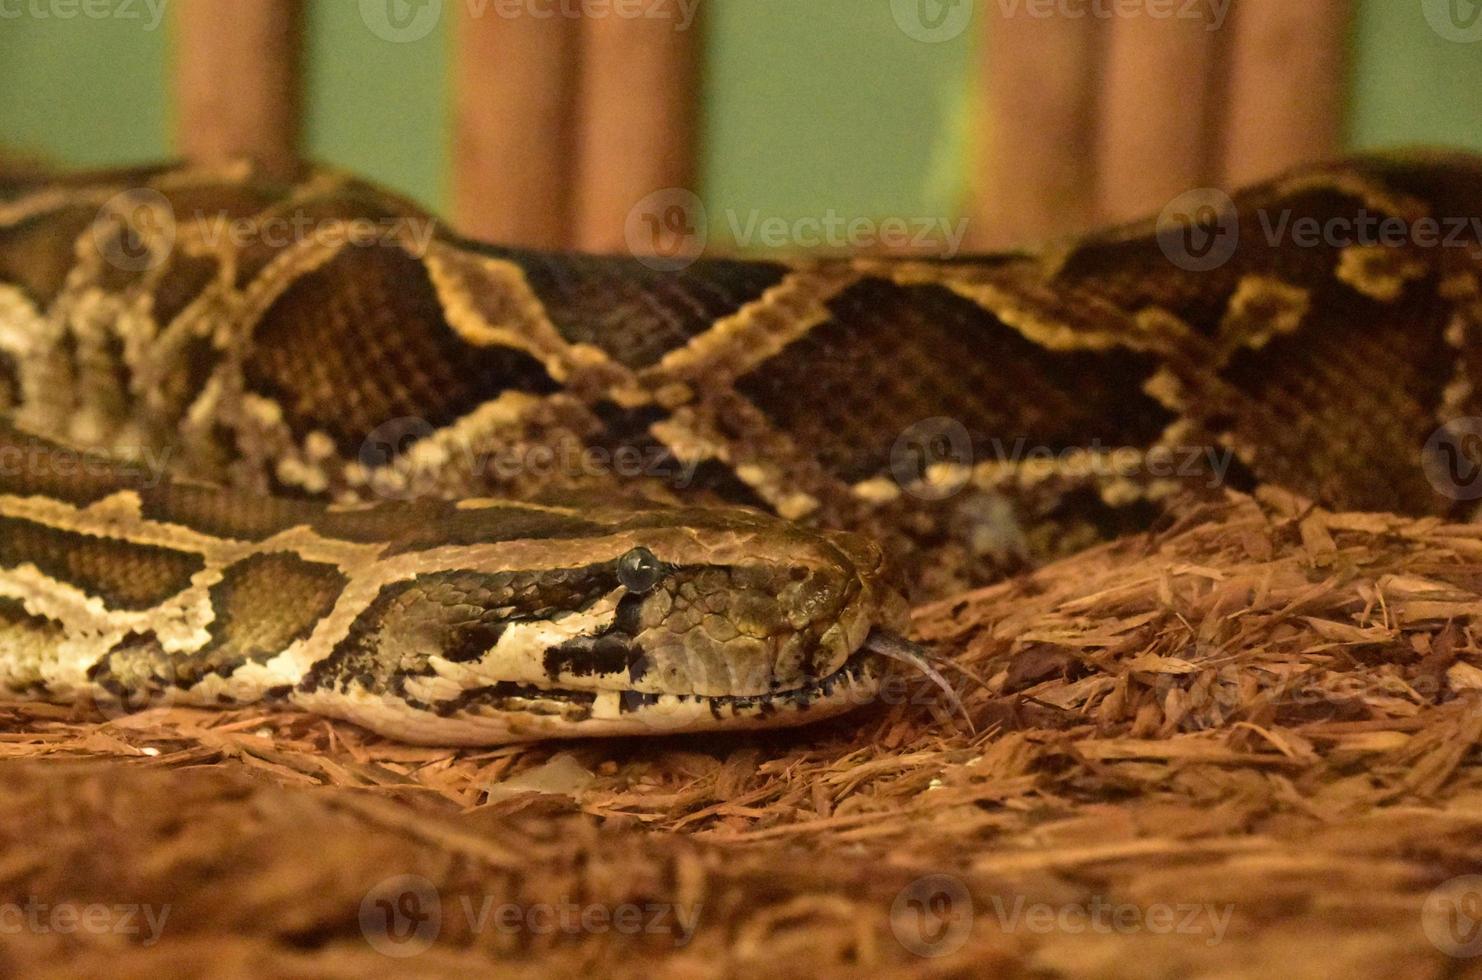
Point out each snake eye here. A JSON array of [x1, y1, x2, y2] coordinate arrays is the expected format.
[[617, 547, 663, 593]]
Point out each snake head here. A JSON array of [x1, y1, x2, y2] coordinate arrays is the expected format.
[[292, 501, 910, 743]]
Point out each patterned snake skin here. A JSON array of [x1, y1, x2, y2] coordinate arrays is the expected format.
[[0, 150, 1479, 742]]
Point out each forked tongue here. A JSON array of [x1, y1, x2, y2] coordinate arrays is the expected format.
[[862, 630, 975, 734]]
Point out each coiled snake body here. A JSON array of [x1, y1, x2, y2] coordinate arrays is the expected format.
[[0, 151, 1479, 742]]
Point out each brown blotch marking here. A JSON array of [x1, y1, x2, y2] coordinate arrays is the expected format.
[[155, 331, 220, 422], [0, 597, 65, 694], [0, 204, 100, 306], [243, 243, 559, 455], [0, 515, 204, 611], [89, 552, 346, 694], [313, 499, 607, 555], [151, 251, 220, 326], [735, 279, 1172, 483], [137, 481, 319, 542], [0, 350, 19, 411], [492, 246, 790, 370], [1201, 279, 1453, 514], [197, 552, 346, 676], [0, 422, 149, 507]]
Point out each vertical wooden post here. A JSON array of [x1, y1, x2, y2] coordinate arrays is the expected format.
[[573, 14, 700, 254], [452, 9, 581, 248], [1221, 0, 1352, 186], [1096, 13, 1221, 223], [175, 0, 303, 178], [971, 5, 1105, 248]]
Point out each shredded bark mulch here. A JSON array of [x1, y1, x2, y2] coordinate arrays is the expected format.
[[5, 489, 1482, 977]]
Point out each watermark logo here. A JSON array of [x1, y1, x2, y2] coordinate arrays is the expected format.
[[360, 416, 437, 469], [1157, 187, 1239, 272], [0, 0, 169, 30], [891, 874, 974, 957], [360, 875, 442, 958], [1423, 417, 1482, 501], [993, 0, 1231, 31], [625, 188, 708, 272], [94, 188, 175, 273], [1423, 0, 1482, 43], [890, 418, 974, 500], [358, 877, 703, 955], [1424, 875, 1482, 957], [891, 0, 973, 43], [360, 0, 443, 42]]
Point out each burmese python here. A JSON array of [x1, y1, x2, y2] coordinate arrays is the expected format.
[[0, 150, 1478, 743]]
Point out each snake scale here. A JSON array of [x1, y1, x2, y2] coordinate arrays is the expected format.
[[0, 150, 1478, 743]]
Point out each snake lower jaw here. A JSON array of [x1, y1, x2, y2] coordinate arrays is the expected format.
[[289, 628, 896, 746]]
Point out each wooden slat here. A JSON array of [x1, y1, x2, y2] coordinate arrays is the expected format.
[[452, 12, 581, 248], [175, 0, 303, 177], [573, 16, 700, 255], [1221, 0, 1353, 186], [1096, 13, 1220, 223], [971, 8, 1105, 248]]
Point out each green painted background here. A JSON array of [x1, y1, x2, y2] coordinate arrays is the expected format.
[[1, 0, 1479, 226]]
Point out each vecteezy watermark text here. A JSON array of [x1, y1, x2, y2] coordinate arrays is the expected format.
[[888, 418, 1235, 502], [725, 209, 971, 257], [359, 875, 701, 957], [0, 0, 167, 29], [358, 0, 699, 43], [989, 894, 1234, 945], [1157, 186, 1482, 272], [0, 442, 173, 489], [622, 188, 971, 271], [0, 899, 170, 945], [93, 188, 441, 273], [359, 419, 701, 499], [193, 212, 437, 258], [889, 875, 1235, 958], [994, 0, 1231, 30]]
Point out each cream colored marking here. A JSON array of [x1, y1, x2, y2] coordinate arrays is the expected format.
[[925, 276, 1146, 353], [1218, 276, 1311, 356], [851, 476, 902, 505], [1335, 245, 1429, 303], [358, 390, 557, 499], [643, 266, 859, 384], [407, 589, 625, 698], [424, 241, 639, 397]]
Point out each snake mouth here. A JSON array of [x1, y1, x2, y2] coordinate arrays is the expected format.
[[613, 630, 894, 720], [294, 629, 973, 745]]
